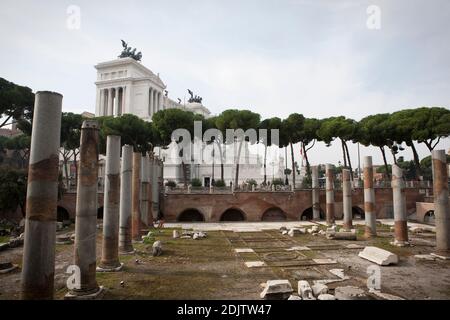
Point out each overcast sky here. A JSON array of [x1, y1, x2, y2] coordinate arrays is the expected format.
[[0, 0, 449, 166]]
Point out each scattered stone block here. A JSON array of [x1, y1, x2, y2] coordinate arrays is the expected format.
[[287, 294, 302, 300], [0, 262, 18, 274], [193, 233, 199, 240], [326, 229, 357, 240], [8, 237, 23, 248], [358, 246, 398, 266], [260, 280, 293, 300], [318, 294, 336, 300], [414, 254, 436, 261], [288, 228, 304, 237], [298, 280, 314, 299], [245, 261, 266, 268], [285, 246, 310, 251], [369, 289, 404, 300], [173, 230, 180, 238], [235, 248, 255, 253], [430, 253, 450, 260], [334, 286, 367, 300], [152, 241, 163, 256], [312, 258, 337, 265], [282, 230, 288, 235], [345, 244, 364, 249], [328, 268, 348, 279], [56, 235, 73, 245], [312, 283, 328, 297]]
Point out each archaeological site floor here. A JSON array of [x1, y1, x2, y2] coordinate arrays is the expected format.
[[0, 220, 449, 300]]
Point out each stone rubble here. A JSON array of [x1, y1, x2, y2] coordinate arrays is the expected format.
[[317, 293, 336, 300], [152, 240, 163, 256], [298, 280, 314, 299], [260, 280, 293, 300], [312, 283, 328, 297], [334, 286, 367, 300]]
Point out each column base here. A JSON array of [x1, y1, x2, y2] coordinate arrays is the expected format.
[[390, 240, 410, 247], [64, 286, 105, 300], [96, 263, 124, 272], [120, 248, 136, 255], [430, 252, 450, 260]]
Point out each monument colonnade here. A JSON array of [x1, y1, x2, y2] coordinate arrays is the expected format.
[[97, 85, 164, 118]]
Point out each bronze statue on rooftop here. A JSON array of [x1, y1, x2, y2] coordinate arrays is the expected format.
[[187, 89, 202, 103], [119, 40, 142, 61]]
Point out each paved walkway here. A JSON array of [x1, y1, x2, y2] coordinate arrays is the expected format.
[[164, 219, 435, 232]]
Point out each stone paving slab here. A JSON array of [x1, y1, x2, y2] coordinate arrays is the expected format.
[[235, 248, 255, 253]]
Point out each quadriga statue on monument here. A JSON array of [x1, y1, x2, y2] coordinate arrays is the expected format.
[[118, 40, 142, 61]]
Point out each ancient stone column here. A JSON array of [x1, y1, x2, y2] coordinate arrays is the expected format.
[[68, 120, 102, 297], [392, 164, 409, 246], [140, 154, 150, 229], [325, 164, 335, 225], [21, 91, 62, 300], [363, 156, 377, 238], [432, 150, 450, 257], [131, 152, 142, 241], [99, 135, 122, 271], [342, 169, 353, 230], [147, 152, 154, 226], [119, 145, 134, 253], [152, 156, 160, 220], [311, 166, 320, 220]]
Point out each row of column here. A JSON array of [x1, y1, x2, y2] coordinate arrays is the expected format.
[[20, 90, 165, 299], [148, 87, 163, 118], [98, 87, 126, 117], [310, 155, 449, 248]]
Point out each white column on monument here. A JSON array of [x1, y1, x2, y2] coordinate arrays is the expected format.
[[107, 88, 113, 116], [158, 92, 162, 112], [121, 87, 126, 115], [113, 88, 119, 117], [125, 85, 132, 114], [95, 88, 101, 116], [149, 87, 153, 117], [99, 89, 104, 116], [150, 90, 153, 115], [152, 90, 156, 115]]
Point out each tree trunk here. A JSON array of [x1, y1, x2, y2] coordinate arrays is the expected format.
[[290, 142, 295, 188], [409, 141, 421, 179], [341, 140, 347, 167], [343, 141, 354, 180], [285, 146, 289, 185], [303, 142, 311, 178], [73, 150, 78, 187], [263, 144, 267, 185], [379, 146, 391, 180], [391, 148, 397, 164]]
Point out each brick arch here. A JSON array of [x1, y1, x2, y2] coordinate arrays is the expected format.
[[177, 208, 205, 222], [352, 206, 365, 219], [261, 207, 287, 221], [57, 206, 70, 222], [220, 207, 247, 221], [300, 206, 325, 221]]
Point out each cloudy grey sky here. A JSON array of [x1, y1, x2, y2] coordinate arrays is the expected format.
[[0, 0, 449, 166]]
